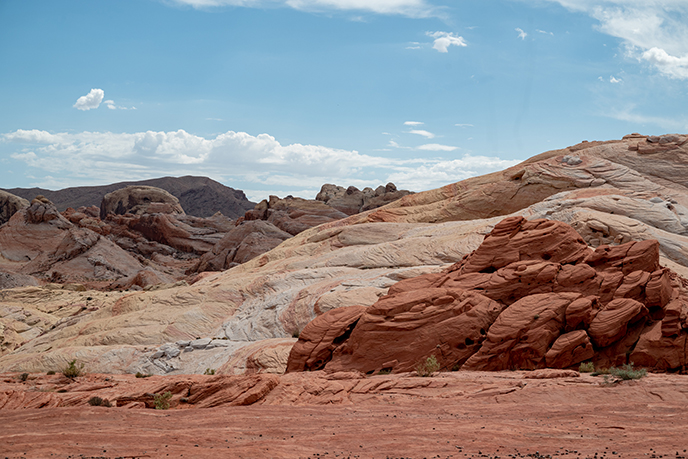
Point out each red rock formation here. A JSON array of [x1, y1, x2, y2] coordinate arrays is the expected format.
[[287, 216, 688, 373]]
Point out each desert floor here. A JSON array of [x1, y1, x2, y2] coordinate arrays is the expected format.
[[2, 371, 687, 459]]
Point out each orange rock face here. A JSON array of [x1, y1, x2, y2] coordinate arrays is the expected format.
[[288, 216, 688, 373]]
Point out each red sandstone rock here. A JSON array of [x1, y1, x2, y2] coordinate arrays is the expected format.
[[286, 305, 367, 372], [287, 217, 688, 373]]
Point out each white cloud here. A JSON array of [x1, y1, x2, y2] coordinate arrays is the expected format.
[[408, 129, 435, 138], [455, 123, 474, 127], [536, 29, 554, 35], [417, 143, 458, 151], [541, 1, 688, 79], [426, 31, 467, 53], [609, 75, 622, 83], [73, 89, 104, 111], [2, 128, 518, 200], [170, 0, 437, 17], [104, 99, 135, 110], [641, 47, 688, 79], [404, 121, 424, 126], [386, 155, 522, 191], [516, 27, 527, 40]]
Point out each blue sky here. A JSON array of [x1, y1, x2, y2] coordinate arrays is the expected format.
[[1, 0, 687, 202]]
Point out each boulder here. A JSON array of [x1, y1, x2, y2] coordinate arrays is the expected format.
[[0, 190, 29, 226], [194, 220, 292, 272], [100, 186, 185, 219]]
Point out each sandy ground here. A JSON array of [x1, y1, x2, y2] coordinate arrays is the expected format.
[[2, 371, 688, 459]]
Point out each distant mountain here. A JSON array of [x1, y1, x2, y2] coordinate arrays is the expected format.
[[3, 176, 256, 219]]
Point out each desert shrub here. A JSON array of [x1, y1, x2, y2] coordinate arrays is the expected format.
[[46, 370, 56, 375], [62, 360, 84, 379], [88, 396, 112, 407], [154, 391, 173, 410], [591, 367, 611, 376], [415, 355, 441, 377], [19, 372, 29, 382], [579, 362, 595, 373], [377, 368, 392, 375], [203, 368, 215, 375], [135, 372, 152, 378], [609, 363, 647, 380]]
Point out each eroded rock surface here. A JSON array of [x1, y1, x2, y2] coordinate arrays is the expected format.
[[288, 217, 688, 373], [3, 134, 688, 375], [0, 190, 29, 226], [100, 186, 185, 218]]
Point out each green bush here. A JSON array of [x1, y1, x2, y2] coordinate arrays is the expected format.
[[88, 396, 112, 407], [154, 391, 173, 410], [46, 370, 56, 375], [415, 355, 441, 377], [609, 363, 647, 380], [135, 372, 152, 378], [62, 360, 84, 379], [19, 372, 29, 382], [579, 362, 595, 373], [203, 368, 215, 375]]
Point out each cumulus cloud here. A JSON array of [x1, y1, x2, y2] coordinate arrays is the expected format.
[[2, 128, 519, 200], [541, 0, 688, 79], [73, 89, 104, 111], [386, 155, 521, 191], [417, 143, 458, 151], [170, 0, 436, 17], [515, 28, 527, 40], [426, 31, 467, 53], [641, 47, 688, 79], [408, 129, 435, 138], [609, 75, 622, 83]]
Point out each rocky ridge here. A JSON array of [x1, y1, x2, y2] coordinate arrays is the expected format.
[[3, 176, 256, 219], [1, 134, 688, 376]]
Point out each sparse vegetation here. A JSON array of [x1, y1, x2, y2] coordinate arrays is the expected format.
[[292, 331, 300, 339], [377, 368, 392, 375], [135, 372, 152, 378], [415, 355, 441, 377], [46, 370, 56, 375], [19, 372, 29, 382], [595, 363, 647, 384], [88, 396, 112, 407], [579, 362, 595, 373], [154, 391, 173, 410], [610, 363, 647, 380], [203, 368, 215, 375], [62, 359, 84, 379]]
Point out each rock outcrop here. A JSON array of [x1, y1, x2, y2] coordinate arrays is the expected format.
[[3, 175, 256, 218], [0, 190, 29, 226], [100, 186, 185, 219], [194, 220, 293, 272], [315, 182, 412, 215], [2, 134, 688, 376], [242, 195, 349, 236], [287, 217, 686, 374]]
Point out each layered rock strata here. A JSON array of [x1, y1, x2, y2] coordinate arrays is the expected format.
[[287, 216, 687, 374]]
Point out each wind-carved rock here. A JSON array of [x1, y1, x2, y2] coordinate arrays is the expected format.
[[287, 216, 687, 374], [0, 190, 29, 226], [100, 186, 185, 219], [316, 182, 412, 216]]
